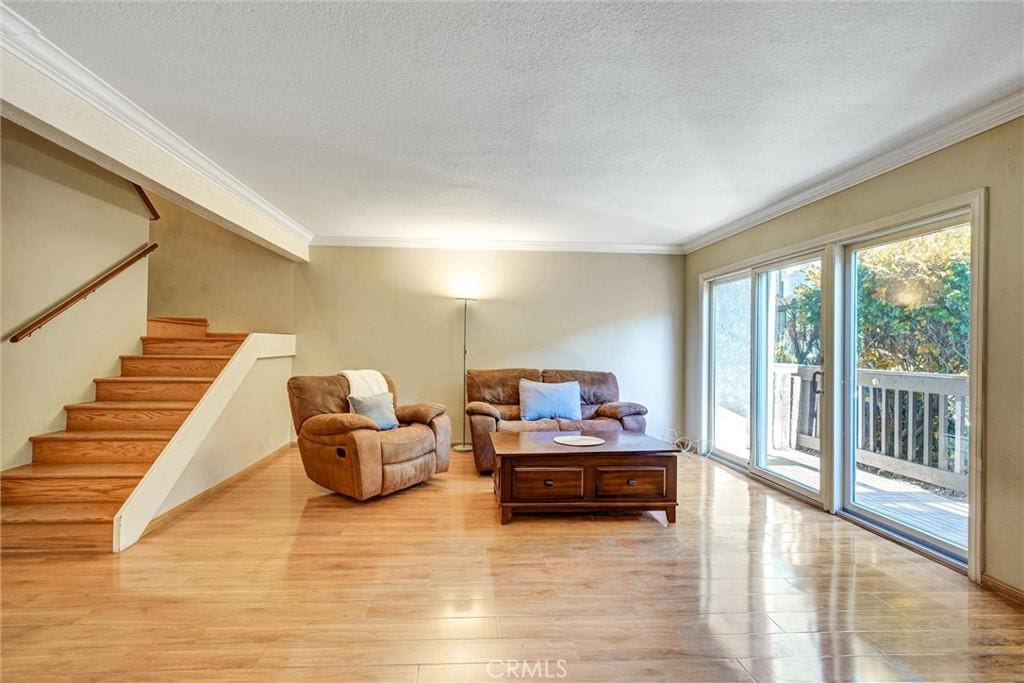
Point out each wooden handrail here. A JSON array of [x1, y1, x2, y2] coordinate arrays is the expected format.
[[8, 242, 159, 343], [131, 183, 161, 221]]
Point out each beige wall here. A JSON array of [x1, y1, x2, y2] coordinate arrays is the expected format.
[[156, 355, 294, 517], [1, 121, 150, 470], [294, 247, 686, 442], [683, 118, 1024, 590], [147, 195, 296, 333], [146, 205, 687, 442]]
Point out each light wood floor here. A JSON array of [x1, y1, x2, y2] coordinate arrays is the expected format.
[[3, 448, 1024, 682]]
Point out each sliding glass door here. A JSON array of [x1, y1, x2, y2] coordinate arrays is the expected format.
[[842, 221, 973, 558], [704, 195, 982, 570], [707, 276, 752, 463], [752, 256, 825, 496]]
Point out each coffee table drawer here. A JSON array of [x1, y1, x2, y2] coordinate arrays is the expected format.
[[512, 466, 584, 500], [595, 466, 667, 498]]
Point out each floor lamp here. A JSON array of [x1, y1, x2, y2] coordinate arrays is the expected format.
[[453, 296, 475, 452]]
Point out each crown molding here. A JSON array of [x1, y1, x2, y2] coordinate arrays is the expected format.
[[6, 4, 1018, 259], [311, 234, 686, 255], [0, 3, 314, 243], [682, 89, 1024, 254]]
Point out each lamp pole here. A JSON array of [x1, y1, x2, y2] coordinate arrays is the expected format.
[[453, 297, 474, 452]]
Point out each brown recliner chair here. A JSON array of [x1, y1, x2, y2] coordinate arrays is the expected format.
[[465, 369, 648, 472], [287, 374, 451, 500]]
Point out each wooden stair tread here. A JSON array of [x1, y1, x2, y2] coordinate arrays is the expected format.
[[3, 313, 250, 553], [30, 430, 175, 442], [65, 401, 196, 410], [2, 463, 150, 479], [94, 376, 212, 384], [2, 503, 122, 523]]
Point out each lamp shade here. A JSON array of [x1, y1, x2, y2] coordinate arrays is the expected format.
[[451, 275, 481, 300]]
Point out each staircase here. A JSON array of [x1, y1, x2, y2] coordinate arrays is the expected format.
[[1, 317, 246, 552]]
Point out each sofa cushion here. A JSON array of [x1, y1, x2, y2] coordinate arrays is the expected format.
[[349, 392, 400, 430], [555, 417, 624, 432], [379, 424, 435, 464], [497, 418, 560, 433], [541, 370, 619, 406], [519, 379, 582, 421], [467, 368, 541, 405]]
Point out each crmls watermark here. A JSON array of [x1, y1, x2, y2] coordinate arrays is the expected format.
[[487, 659, 569, 679]]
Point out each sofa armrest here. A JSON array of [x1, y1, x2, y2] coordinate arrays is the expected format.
[[296, 423, 383, 500], [466, 401, 501, 420], [395, 402, 446, 425], [596, 402, 648, 420], [468, 413, 498, 472], [429, 413, 452, 474], [301, 412, 379, 437]]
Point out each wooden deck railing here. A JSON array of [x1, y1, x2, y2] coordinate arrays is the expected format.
[[772, 364, 969, 493], [7, 242, 158, 343]]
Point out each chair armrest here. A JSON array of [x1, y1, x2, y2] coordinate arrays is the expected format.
[[395, 402, 446, 425], [596, 402, 648, 419], [466, 401, 501, 419], [301, 412, 379, 437]]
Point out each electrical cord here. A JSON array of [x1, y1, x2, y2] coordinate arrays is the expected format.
[[663, 429, 712, 456]]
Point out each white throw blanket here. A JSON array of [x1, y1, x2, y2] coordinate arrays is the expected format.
[[340, 369, 388, 397]]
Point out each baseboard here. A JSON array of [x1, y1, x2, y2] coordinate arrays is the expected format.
[[141, 443, 291, 538], [981, 573, 1024, 605]]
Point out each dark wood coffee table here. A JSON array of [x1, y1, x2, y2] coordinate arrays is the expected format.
[[490, 431, 680, 524]]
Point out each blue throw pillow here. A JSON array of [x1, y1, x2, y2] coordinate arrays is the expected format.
[[349, 392, 400, 430], [519, 379, 582, 421]]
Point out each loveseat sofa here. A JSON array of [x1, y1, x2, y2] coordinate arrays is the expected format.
[[465, 368, 647, 472]]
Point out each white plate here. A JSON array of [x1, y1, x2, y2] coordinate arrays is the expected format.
[[553, 435, 605, 447]]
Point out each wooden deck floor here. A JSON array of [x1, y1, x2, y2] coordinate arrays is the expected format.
[[765, 450, 968, 548], [3, 448, 1023, 682]]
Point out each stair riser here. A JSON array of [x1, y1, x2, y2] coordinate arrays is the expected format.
[[146, 319, 209, 338], [95, 382, 211, 402], [121, 357, 228, 377], [67, 409, 191, 432], [1, 478, 138, 504], [1, 522, 111, 552], [32, 439, 168, 464], [2, 314, 246, 555], [204, 333, 248, 340], [2, 503, 122, 524], [142, 339, 241, 356]]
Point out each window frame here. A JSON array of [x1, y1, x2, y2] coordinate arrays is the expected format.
[[698, 189, 987, 580], [838, 213, 980, 564], [749, 250, 830, 505], [702, 271, 754, 466]]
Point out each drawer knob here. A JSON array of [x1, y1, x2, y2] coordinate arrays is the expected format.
[[627, 478, 638, 487], [544, 479, 555, 488]]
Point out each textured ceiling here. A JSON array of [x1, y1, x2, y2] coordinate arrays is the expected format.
[[9, 2, 1024, 249]]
